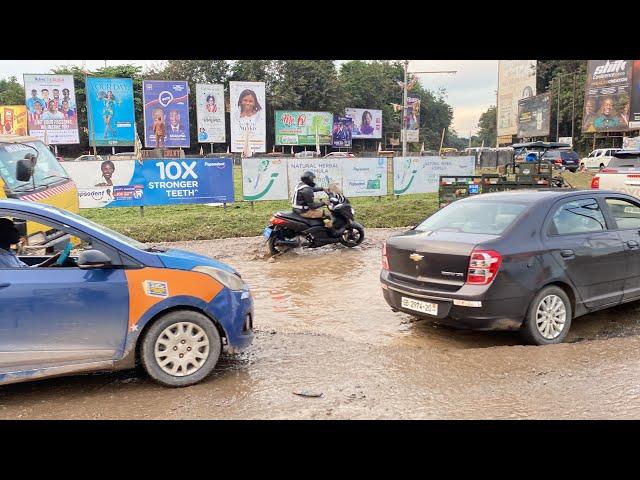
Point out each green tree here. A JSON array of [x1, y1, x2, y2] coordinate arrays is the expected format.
[[0, 76, 25, 105], [477, 105, 496, 146]]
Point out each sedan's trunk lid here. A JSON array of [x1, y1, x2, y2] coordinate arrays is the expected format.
[[386, 229, 499, 291]]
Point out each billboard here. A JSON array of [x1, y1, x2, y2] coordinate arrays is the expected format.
[[392, 156, 475, 195], [332, 115, 352, 148], [86, 77, 135, 147], [23, 74, 79, 144], [62, 158, 234, 208], [143, 80, 190, 148], [345, 108, 382, 139], [342, 157, 388, 197], [517, 92, 551, 138], [275, 111, 333, 146], [241, 157, 289, 201], [0, 106, 27, 136], [627, 61, 640, 129], [196, 84, 226, 143], [230, 81, 266, 153], [583, 60, 633, 133], [402, 96, 420, 143], [497, 61, 537, 137], [287, 159, 342, 197]]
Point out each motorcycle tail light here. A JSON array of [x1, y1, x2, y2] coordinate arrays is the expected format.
[[270, 216, 287, 225]]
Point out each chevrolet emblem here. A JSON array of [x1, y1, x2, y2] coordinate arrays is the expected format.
[[409, 253, 424, 262]]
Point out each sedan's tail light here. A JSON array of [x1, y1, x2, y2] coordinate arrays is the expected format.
[[382, 242, 389, 270], [466, 249, 502, 285], [591, 176, 600, 189]]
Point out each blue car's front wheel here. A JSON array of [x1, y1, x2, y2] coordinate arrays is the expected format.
[[141, 310, 222, 387]]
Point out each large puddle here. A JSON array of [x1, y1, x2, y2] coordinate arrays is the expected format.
[[2, 229, 640, 419]]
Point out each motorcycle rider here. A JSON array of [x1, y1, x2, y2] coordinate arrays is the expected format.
[[291, 171, 329, 219]]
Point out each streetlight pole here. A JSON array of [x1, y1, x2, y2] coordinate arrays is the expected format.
[[401, 61, 457, 156], [553, 70, 579, 143], [556, 76, 561, 141]]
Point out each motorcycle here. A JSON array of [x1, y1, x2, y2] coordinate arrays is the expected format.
[[263, 190, 365, 255]]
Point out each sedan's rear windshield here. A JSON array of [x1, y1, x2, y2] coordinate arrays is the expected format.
[[415, 201, 528, 235], [609, 156, 640, 168], [561, 151, 579, 160]]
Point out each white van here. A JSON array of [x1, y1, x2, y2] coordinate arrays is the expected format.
[[581, 148, 621, 170]]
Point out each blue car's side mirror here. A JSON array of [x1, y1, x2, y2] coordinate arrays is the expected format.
[[77, 250, 112, 269]]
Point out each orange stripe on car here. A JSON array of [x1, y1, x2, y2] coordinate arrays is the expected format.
[[125, 268, 224, 329]]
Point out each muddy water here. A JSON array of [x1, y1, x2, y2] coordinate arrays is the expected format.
[[2, 229, 640, 419]]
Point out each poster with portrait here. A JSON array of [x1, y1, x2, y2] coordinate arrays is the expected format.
[[628, 61, 640, 129], [196, 84, 226, 143], [402, 97, 420, 143], [582, 60, 633, 133], [230, 81, 266, 153], [23, 74, 79, 144], [0, 106, 28, 136], [86, 77, 135, 147], [332, 116, 352, 148], [345, 108, 382, 139], [517, 92, 551, 138], [274, 111, 333, 145], [497, 61, 537, 137], [142, 80, 190, 148]]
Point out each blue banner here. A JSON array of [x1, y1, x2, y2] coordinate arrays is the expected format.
[[86, 77, 135, 147], [66, 158, 234, 208], [143, 80, 190, 148]]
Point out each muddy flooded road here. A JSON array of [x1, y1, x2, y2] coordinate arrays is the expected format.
[[2, 229, 640, 419]]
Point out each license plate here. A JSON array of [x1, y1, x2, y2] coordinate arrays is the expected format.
[[401, 297, 438, 316], [262, 227, 272, 238]]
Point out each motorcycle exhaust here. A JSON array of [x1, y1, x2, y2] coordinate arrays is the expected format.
[[275, 237, 303, 248]]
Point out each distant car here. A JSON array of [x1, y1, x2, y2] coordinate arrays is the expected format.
[[381, 188, 640, 345], [540, 149, 580, 172], [323, 152, 354, 158], [294, 151, 320, 158], [581, 148, 621, 171], [73, 154, 104, 162]]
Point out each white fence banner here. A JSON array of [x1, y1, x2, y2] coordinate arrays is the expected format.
[[341, 157, 387, 197], [287, 158, 343, 197], [241, 157, 289, 201], [62, 160, 137, 208], [393, 156, 475, 195]]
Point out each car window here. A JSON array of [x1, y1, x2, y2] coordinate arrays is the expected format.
[[609, 156, 640, 169], [415, 201, 528, 235], [605, 198, 640, 230], [548, 199, 606, 236]]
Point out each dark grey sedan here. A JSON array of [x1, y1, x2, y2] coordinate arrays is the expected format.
[[381, 189, 640, 345]]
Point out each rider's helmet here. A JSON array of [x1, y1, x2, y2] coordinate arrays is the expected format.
[[301, 171, 316, 187]]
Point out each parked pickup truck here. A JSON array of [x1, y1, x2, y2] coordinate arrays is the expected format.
[[591, 151, 640, 196]]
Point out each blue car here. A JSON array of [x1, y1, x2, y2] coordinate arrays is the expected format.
[[0, 200, 254, 387]]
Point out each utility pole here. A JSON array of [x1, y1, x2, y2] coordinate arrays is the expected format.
[[401, 61, 457, 157], [557, 76, 561, 141]]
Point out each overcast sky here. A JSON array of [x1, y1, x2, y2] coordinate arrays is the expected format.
[[0, 59, 498, 136]]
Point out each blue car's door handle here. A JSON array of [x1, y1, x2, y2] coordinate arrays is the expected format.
[[0, 282, 11, 289]]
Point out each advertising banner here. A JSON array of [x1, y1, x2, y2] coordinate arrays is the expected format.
[[623, 137, 640, 150], [517, 92, 551, 138], [275, 111, 333, 145], [392, 156, 475, 195], [23, 74, 79, 144], [345, 108, 382, 139], [497, 61, 537, 137], [86, 77, 135, 147], [558, 137, 573, 148], [627, 61, 640, 129], [230, 81, 266, 153], [342, 157, 387, 197], [583, 60, 633, 133], [196, 84, 226, 143], [0, 106, 28, 135], [143, 80, 190, 148], [332, 115, 352, 148], [402, 96, 421, 143], [287, 158, 342, 197], [63, 158, 234, 208], [241, 157, 289, 201]]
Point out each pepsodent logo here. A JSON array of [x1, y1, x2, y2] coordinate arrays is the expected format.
[[204, 161, 226, 169], [593, 60, 627, 77]]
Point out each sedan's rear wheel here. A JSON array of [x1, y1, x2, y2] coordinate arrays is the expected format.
[[521, 286, 572, 345]]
